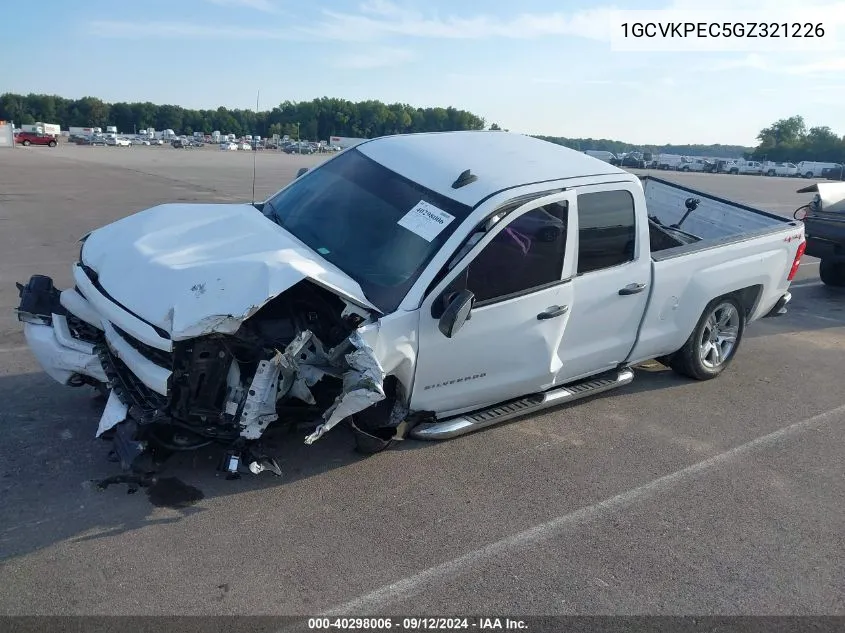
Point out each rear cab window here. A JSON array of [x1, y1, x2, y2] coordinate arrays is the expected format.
[[575, 189, 637, 273]]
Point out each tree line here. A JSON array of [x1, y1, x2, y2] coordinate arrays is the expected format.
[[0, 93, 486, 140], [532, 135, 752, 159], [749, 116, 844, 163]]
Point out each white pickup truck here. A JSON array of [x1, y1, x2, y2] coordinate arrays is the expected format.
[[763, 162, 799, 177], [16, 132, 806, 476], [728, 160, 764, 175]]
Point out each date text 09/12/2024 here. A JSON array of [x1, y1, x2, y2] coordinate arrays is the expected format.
[[307, 617, 529, 630]]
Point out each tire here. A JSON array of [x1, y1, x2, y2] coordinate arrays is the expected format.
[[48, 140, 57, 147], [767, 170, 775, 176], [667, 296, 746, 381], [729, 169, 738, 175], [819, 259, 845, 287], [805, 172, 814, 179], [681, 166, 690, 172], [22, 140, 31, 146]]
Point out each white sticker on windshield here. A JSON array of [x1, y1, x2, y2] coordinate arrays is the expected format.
[[397, 200, 455, 242]]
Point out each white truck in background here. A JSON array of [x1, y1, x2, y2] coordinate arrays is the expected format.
[[728, 160, 764, 175], [797, 161, 841, 179], [656, 154, 683, 170], [763, 162, 799, 177], [15, 132, 805, 477], [676, 157, 711, 172]]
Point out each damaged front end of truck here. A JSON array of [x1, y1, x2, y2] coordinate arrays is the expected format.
[[15, 265, 410, 478]]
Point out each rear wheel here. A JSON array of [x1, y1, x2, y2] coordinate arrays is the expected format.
[[805, 171, 814, 179], [730, 168, 738, 175], [667, 296, 746, 380], [22, 140, 31, 146], [819, 259, 845, 287], [48, 140, 57, 147], [767, 170, 776, 176]]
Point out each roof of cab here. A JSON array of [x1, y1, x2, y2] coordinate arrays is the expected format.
[[355, 130, 628, 207]]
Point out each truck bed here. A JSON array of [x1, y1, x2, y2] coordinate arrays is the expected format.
[[628, 176, 804, 366], [641, 176, 798, 260]]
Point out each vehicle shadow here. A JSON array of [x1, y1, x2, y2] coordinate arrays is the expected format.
[[0, 371, 370, 562], [746, 282, 845, 339]]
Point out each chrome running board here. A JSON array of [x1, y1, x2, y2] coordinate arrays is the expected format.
[[410, 368, 635, 441]]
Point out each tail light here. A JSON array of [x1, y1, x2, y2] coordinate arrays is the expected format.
[[787, 240, 806, 281]]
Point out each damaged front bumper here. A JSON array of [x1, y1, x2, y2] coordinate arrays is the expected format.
[[16, 272, 398, 475]]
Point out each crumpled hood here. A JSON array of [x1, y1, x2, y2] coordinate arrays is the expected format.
[[81, 203, 378, 339]]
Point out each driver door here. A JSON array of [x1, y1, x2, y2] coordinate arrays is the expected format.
[[411, 191, 578, 417]]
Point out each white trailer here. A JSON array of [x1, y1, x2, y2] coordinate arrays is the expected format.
[[21, 122, 61, 136]]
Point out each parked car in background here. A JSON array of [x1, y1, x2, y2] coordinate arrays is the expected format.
[[14, 131, 58, 147], [797, 161, 841, 179], [821, 164, 844, 181], [763, 162, 798, 177], [728, 160, 764, 175], [107, 137, 131, 147], [677, 157, 711, 172], [220, 142, 239, 151], [656, 154, 683, 170]]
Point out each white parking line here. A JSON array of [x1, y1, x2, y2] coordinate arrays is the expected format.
[[321, 403, 845, 615]]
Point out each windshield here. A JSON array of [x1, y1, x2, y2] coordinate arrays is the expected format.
[[263, 148, 473, 313]]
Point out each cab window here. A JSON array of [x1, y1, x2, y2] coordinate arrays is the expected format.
[[446, 202, 568, 305]]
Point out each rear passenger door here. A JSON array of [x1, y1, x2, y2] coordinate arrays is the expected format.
[[555, 183, 651, 384]]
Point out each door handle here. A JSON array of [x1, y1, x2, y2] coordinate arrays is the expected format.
[[537, 305, 569, 320], [619, 283, 647, 295]]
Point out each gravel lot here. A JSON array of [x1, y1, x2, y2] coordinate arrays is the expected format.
[[0, 144, 843, 617]]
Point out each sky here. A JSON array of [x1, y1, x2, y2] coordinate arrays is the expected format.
[[3, 0, 845, 146]]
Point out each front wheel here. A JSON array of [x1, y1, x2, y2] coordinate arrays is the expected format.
[[729, 168, 738, 175], [48, 140, 57, 147], [767, 170, 776, 176], [819, 259, 845, 287], [667, 296, 746, 380], [805, 172, 814, 179], [22, 140, 31, 146]]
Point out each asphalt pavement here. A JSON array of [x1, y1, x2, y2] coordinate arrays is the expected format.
[[0, 145, 842, 616]]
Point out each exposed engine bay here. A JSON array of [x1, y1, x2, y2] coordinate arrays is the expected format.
[[16, 274, 409, 478]]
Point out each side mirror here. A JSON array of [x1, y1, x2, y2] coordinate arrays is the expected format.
[[438, 290, 475, 338], [296, 167, 308, 178]]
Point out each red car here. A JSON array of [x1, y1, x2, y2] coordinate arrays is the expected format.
[[15, 131, 58, 147]]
